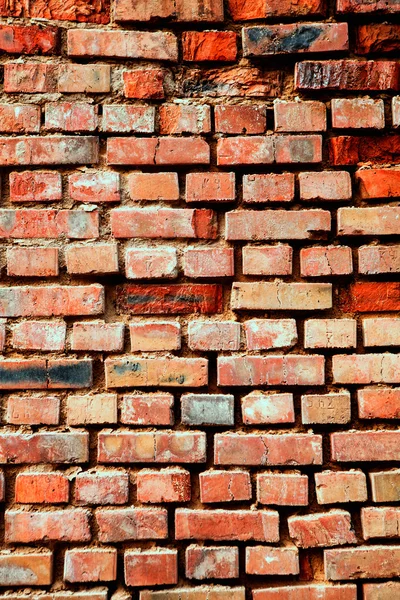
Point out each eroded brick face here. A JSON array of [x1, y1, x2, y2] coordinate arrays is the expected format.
[[0, 0, 398, 597]]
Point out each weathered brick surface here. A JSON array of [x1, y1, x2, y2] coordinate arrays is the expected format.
[[0, 1, 398, 597]]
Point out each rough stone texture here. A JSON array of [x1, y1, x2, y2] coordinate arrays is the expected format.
[[0, 0, 398, 597]]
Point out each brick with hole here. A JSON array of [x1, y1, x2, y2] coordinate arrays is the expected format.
[[215, 105, 266, 134]]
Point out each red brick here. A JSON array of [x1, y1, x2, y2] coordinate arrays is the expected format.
[[159, 104, 211, 134], [355, 168, 400, 199], [296, 60, 400, 91], [45, 102, 97, 132], [289, 511, 356, 548], [105, 356, 208, 388], [244, 319, 297, 350], [98, 431, 206, 463], [301, 246, 353, 277], [186, 545, 239, 579], [218, 354, 325, 386], [64, 548, 117, 582], [129, 322, 180, 351], [370, 470, 400, 503], [123, 69, 167, 99], [5, 508, 91, 542], [12, 321, 66, 351], [364, 583, 400, 600], [362, 317, 400, 347], [116, 284, 222, 314], [9, 171, 62, 202], [115, 0, 224, 22], [228, 0, 325, 20], [305, 319, 356, 348], [218, 135, 322, 165], [358, 387, 400, 419], [184, 247, 234, 277], [95, 507, 168, 542], [241, 392, 295, 424], [342, 282, 400, 312], [226, 209, 330, 240], [71, 322, 124, 352], [108, 137, 210, 166], [338, 0, 400, 12], [0, 209, 98, 239], [0, 104, 40, 133], [0, 24, 58, 54], [393, 96, 400, 127], [0, 551, 52, 586], [58, 64, 111, 93], [125, 247, 178, 279], [0, 284, 103, 317], [183, 66, 283, 98], [183, 31, 237, 61], [0, 137, 99, 166], [325, 546, 400, 580], [199, 470, 251, 503], [257, 473, 308, 506], [121, 393, 174, 425], [231, 282, 332, 310], [137, 468, 191, 503], [246, 547, 299, 575], [315, 471, 367, 505], [128, 172, 179, 201], [175, 509, 279, 541], [66, 394, 117, 425], [0, 320, 5, 353], [299, 171, 352, 201], [372, 244, 400, 276], [15, 472, 68, 504], [6, 396, 60, 425], [215, 105, 266, 134], [243, 173, 294, 203], [7, 247, 59, 277], [68, 29, 178, 61], [338, 207, 400, 236], [142, 590, 245, 600], [102, 105, 155, 133], [362, 506, 400, 539], [243, 24, 348, 56], [188, 321, 240, 351], [332, 99, 384, 129], [331, 430, 400, 462], [253, 585, 357, 600], [4, 63, 58, 93], [75, 471, 129, 505], [214, 433, 323, 466], [186, 172, 235, 203], [0, 0, 110, 22], [125, 549, 178, 586], [242, 245, 293, 275], [301, 391, 351, 424], [274, 100, 326, 132], [66, 244, 119, 275], [69, 171, 120, 202], [330, 135, 400, 166], [333, 353, 400, 384]]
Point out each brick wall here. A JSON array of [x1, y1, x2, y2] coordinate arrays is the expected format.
[[0, 0, 400, 598]]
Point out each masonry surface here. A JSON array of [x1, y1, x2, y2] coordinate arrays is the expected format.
[[0, 0, 399, 598]]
